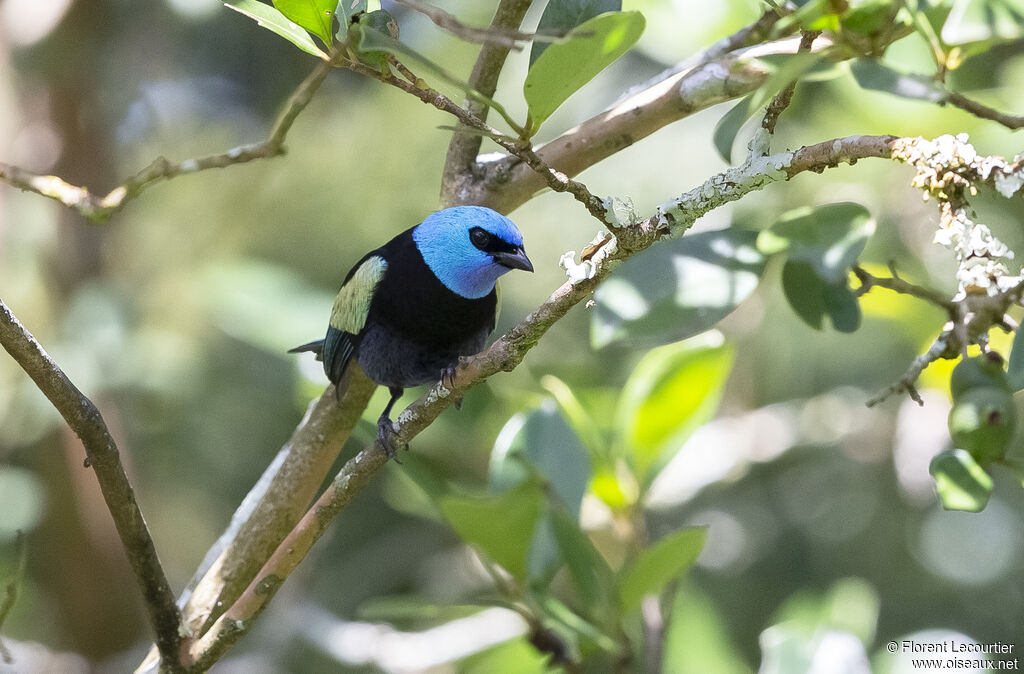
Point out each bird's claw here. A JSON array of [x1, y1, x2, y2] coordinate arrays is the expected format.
[[441, 364, 465, 410], [441, 364, 458, 391], [376, 417, 406, 461]]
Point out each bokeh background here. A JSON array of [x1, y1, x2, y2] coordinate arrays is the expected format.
[[1, 0, 1023, 671]]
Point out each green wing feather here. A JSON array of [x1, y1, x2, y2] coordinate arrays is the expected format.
[[321, 255, 388, 385], [329, 255, 388, 333]]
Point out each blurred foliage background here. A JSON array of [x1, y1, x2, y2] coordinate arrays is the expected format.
[[1, 0, 1023, 672]]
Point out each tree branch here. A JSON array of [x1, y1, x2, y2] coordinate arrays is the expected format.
[[178, 368, 376, 636], [178, 132, 937, 668], [462, 32, 837, 213], [440, 0, 534, 199], [852, 264, 955, 313], [944, 91, 1024, 130], [0, 57, 333, 223], [395, 0, 545, 49], [347, 58, 610, 223], [0, 299, 183, 669]]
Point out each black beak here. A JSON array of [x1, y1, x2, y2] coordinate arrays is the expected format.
[[494, 247, 534, 272]]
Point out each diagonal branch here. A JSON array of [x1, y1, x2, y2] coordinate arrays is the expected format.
[[440, 0, 534, 195], [0, 57, 333, 223], [461, 32, 837, 213], [395, 0, 545, 49], [179, 132, 930, 669], [347, 58, 609, 222], [944, 91, 1024, 130], [0, 299, 183, 669]]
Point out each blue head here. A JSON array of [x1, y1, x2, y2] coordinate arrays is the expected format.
[[413, 206, 533, 299]]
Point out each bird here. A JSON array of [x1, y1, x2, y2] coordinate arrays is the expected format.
[[289, 206, 533, 456]]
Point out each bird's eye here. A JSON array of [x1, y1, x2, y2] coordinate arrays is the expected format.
[[469, 227, 490, 250]]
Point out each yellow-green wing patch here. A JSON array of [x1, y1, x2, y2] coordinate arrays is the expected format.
[[329, 256, 387, 334]]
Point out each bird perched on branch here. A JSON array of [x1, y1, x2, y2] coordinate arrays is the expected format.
[[290, 206, 533, 456]]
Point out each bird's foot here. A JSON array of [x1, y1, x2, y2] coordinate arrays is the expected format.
[[377, 416, 407, 461], [440, 365, 465, 410]]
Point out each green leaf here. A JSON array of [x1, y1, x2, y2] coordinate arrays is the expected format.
[[663, 583, 750, 674], [459, 638, 554, 674], [336, 0, 378, 27], [272, 0, 335, 45], [548, 506, 615, 614], [592, 229, 766, 349], [711, 52, 826, 163], [352, 22, 522, 133], [822, 280, 861, 333], [712, 95, 757, 165], [491, 401, 592, 518], [618, 527, 707, 613], [781, 261, 862, 333], [850, 59, 946, 103], [942, 0, 1024, 44], [758, 202, 875, 283], [530, 0, 621, 66], [842, 0, 902, 35], [439, 482, 543, 580], [533, 589, 620, 653], [1007, 328, 1024, 391], [781, 261, 825, 330], [929, 448, 994, 512], [523, 11, 645, 136], [617, 336, 734, 480], [224, 0, 329, 59]]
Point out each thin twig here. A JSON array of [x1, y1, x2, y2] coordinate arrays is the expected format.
[[866, 333, 953, 407], [944, 92, 1024, 130], [0, 57, 333, 223], [852, 264, 955, 313], [0, 300, 183, 669], [346, 58, 610, 224], [760, 30, 819, 135], [441, 0, 533, 191], [394, 0, 561, 49]]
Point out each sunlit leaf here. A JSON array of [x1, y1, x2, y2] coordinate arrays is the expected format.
[[942, 0, 1024, 44], [850, 59, 946, 102], [272, 0, 335, 45], [929, 448, 994, 512], [523, 11, 645, 136], [356, 596, 481, 623], [618, 527, 707, 613], [224, 0, 329, 59], [592, 229, 766, 349], [440, 482, 543, 580], [758, 202, 875, 283], [663, 583, 750, 674], [459, 637, 554, 674], [617, 335, 734, 480], [1006, 328, 1024, 391], [530, 0, 621, 65]]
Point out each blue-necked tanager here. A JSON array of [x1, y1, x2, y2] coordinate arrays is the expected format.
[[290, 206, 533, 455]]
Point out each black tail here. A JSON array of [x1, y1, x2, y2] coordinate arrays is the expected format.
[[288, 340, 325, 360]]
